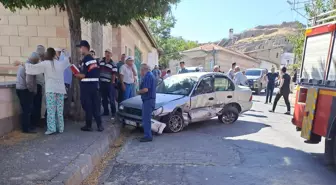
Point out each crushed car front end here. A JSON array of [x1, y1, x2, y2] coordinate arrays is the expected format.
[[117, 94, 189, 127]]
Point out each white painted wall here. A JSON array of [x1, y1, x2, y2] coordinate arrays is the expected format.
[[281, 52, 294, 66], [259, 60, 276, 70], [147, 50, 158, 69]]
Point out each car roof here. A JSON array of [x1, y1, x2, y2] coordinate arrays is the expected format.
[[175, 72, 227, 79]]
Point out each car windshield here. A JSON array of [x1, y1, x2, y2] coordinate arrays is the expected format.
[[156, 75, 198, 95], [245, 70, 261, 76]]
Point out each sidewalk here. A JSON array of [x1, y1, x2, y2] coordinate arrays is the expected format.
[[0, 117, 120, 185]]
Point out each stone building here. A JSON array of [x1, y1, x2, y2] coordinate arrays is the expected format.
[[0, 4, 159, 72], [169, 44, 260, 74], [244, 47, 284, 68], [0, 4, 159, 137]]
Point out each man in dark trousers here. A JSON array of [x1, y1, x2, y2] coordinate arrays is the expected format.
[[137, 63, 156, 142], [75, 40, 104, 132], [265, 67, 278, 104], [269, 66, 291, 115], [99, 49, 117, 120]]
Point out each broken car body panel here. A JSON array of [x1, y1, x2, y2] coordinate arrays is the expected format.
[[118, 72, 253, 128]]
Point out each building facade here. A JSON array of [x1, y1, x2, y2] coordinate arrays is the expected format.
[[280, 52, 295, 67], [244, 47, 283, 68], [169, 44, 260, 74], [0, 4, 158, 72]]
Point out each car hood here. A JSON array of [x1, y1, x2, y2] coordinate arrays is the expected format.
[[246, 75, 260, 80], [121, 93, 185, 109]]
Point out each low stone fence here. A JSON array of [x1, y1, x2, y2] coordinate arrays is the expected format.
[[0, 81, 20, 137]]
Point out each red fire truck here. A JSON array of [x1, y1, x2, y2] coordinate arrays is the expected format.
[[292, 10, 336, 165]]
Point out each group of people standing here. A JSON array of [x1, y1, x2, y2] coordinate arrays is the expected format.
[[15, 40, 158, 142], [16, 46, 71, 134]]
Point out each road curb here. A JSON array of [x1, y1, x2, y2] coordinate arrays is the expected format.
[[49, 124, 121, 185]]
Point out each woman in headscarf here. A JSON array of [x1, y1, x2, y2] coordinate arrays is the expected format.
[[25, 48, 70, 135]]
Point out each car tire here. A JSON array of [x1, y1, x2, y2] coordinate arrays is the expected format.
[[218, 106, 239, 124], [163, 111, 184, 133], [324, 135, 335, 166]]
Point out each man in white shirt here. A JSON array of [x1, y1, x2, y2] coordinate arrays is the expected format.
[[234, 66, 247, 86], [120, 56, 137, 100], [227, 62, 236, 79]]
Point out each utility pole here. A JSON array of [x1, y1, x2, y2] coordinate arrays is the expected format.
[[286, 0, 311, 21]]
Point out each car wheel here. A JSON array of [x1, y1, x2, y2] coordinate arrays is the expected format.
[[163, 112, 184, 133], [218, 106, 239, 124]]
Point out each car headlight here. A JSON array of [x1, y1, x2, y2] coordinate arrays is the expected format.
[[152, 107, 163, 116], [119, 105, 124, 110]]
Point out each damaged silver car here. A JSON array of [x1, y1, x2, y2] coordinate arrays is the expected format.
[[117, 72, 253, 133]]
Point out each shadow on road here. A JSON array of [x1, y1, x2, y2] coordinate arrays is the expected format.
[[104, 131, 336, 185], [183, 119, 270, 138], [249, 109, 264, 113], [242, 113, 267, 118]]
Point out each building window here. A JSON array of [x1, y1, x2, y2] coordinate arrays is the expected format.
[[276, 52, 279, 58], [128, 48, 132, 56]]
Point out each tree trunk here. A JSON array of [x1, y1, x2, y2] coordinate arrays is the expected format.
[[65, 0, 85, 121]]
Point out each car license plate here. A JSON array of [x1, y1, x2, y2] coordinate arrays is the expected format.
[[125, 120, 137, 126]]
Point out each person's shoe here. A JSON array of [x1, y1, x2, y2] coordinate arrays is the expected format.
[[44, 130, 56, 135], [264, 102, 268, 104], [140, 137, 153, 142], [81, 126, 93, 132], [97, 126, 104, 132], [269, 110, 274, 113], [284, 111, 291, 115]]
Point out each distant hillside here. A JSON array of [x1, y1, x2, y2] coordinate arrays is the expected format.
[[218, 21, 303, 53]]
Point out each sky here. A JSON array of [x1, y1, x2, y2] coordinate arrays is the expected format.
[[170, 0, 307, 43]]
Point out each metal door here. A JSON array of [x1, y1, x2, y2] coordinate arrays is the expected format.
[[134, 47, 142, 91], [301, 87, 318, 140]]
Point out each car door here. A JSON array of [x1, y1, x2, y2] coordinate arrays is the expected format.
[[189, 76, 216, 122], [213, 75, 235, 112]]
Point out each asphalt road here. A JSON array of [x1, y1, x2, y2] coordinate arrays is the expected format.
[[98, 92, 336, 185]]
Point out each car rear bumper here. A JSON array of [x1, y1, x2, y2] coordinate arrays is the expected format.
[[240, 101, 253, 113]]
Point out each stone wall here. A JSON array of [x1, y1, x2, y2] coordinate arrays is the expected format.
[[0, 83, 20, 137], [0, 5, 70, 65], [0, 4, 114, 63]]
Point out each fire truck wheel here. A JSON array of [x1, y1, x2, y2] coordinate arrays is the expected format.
[[324, 136, 336, 166]]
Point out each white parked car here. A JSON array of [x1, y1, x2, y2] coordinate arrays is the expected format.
[[117, 72, 253, 133]]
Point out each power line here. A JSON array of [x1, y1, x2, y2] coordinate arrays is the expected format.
[[287, 0, 311, 20]]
